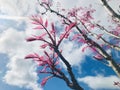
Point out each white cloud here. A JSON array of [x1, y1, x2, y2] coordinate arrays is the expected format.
[[0, 28, 43, 90], [3, 56, 41, 90], [53, 0, 79, 9], [61, 41, 90, 67], [0, 0, 38, 16], [78, 75, 120, 90], [0, 15, 29, 20]]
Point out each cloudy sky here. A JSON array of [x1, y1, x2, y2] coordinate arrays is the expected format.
[[0, 0, 120, 90]]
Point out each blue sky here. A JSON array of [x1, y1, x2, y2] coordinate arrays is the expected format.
[[0, 0, 120, 90]]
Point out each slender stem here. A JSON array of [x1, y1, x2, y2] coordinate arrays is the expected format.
[[35, 19, 55, 45], [54, 47, 83, 90], [96, 24, 120, 39], [100, 0, 120, 22]]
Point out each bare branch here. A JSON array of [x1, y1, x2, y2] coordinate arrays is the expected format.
[[54, 47, 83, 90], [89, 32, 120, 51], [100, 0, 120, 22], [96, 24, 120, 39]]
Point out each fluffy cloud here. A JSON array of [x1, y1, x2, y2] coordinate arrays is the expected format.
[[78, 75, 120, 90], [0, 28, 43, 90], [0, 0, 38, 16], [3, 56, 41, 90], [62, 42, 90, 67]]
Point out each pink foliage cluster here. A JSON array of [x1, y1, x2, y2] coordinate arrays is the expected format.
[[25, 51, 60, 86], [66, 6, 95, 24], [27, 15, 77, 48], [25, 15, 77, 86]]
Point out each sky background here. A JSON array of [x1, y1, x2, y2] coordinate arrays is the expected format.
[[0, 0, 120, 90]]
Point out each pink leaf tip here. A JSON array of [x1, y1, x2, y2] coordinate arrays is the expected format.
[[25, 53, 38, 59], [40, 44, 48, 49], [41, 76, 53, 87], [26, 37, 36, 42], [67, 22, 77, 31], [93, 54, 103, 60]]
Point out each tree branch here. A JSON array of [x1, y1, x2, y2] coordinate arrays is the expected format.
[[96, 24, 120, 39], [100, 0, 120, 22], [54, 47, 83, 90], [89, 32, 120, 51]]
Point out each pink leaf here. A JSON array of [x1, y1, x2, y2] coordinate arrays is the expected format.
[[26, 37, 36, 42], [31, 21, 40, 25], [40, 44, 48, 48], [41, 66, 48, 72], [41, 77, 49, 87], [46, 60, 52, 66], [25, 53, 38, 59], [42, 0, 48, 3], [55, 60, 59, 66], [57, 23, 75, 46], [40, 33, 47, 37], [86, 11, 93, 19], [91, 47, 97, 53], [41, 76, 53, 87], [110, 31, 119, 36], [72, 34, 81, 40], [38, 61, 46, 66], [50, 29, 56, 34], [82, 45, 89, 52], [67, 22, 77, 31], [33, 33, 47, 40], [39, 17, 43, 24], [65, 26, 69, 31], [44, 51, 50, 57], [54, 53, 58, 58], [82, 29, 87, 34], [89, 24, 95, 29], [78, 38, 86, 43], [49, 47, 53, 50], [64, 33, 69, 38], [60, 33, 64, 40], [93, 54, 103, 60], [51, 23, 55, 32], [38, 61, 49, 66], [33, 25, 44, 29], [39, 56, 45, 61], [45, 19, 48, 27], [31, 15, 43, 24]]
